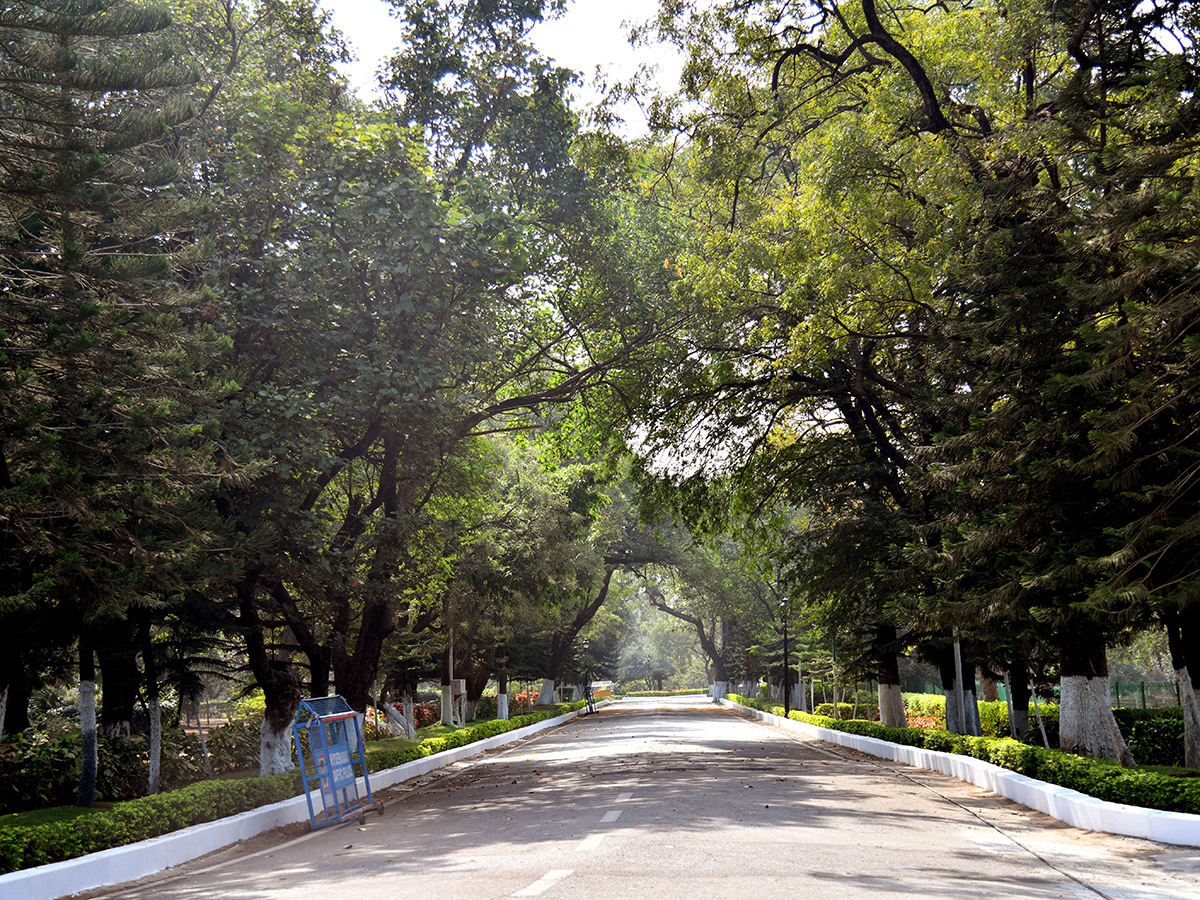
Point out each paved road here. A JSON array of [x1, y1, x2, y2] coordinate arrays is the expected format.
[[85, 696, 1200, 900]]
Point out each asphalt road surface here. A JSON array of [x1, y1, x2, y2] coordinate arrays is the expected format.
[[84, 696, 1200, 900]]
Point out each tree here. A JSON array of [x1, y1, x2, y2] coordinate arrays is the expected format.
[[638, 0, 1200, 762], [0, 0, 233, 801]]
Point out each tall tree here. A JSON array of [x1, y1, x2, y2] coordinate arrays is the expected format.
[[0, 0, 225, 798]]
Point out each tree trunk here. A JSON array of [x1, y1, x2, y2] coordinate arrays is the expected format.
[[878, 682, 906, 728], [384, 697, 417, 739], [535, 677, 556, 705], [0, 684, 7, 738], [1059, 629, 1134, 765], [148, 697, 162, 794], [1, 668, 30, 734], [936, 647, 980, 735], [441, 647, 455, 725], [140, 615, 161, 795], [238, 573, 302, 775], [1166, 612, 1200, 769], [1008, 666, 1032, 741], [331, 599, 393, 713], [192, 697, 213, 778], [979, 667, 1001, 702], [874, 630, 905, 728], [97, 623, 139, 738], [497, 673, 509, 720], [259, 715, 294, 777], [76, 640, 97, 808], [544, 569, 616, 694]]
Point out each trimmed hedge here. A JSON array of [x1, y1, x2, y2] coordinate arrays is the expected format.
[[0, 772, 302, 875], [622, 690, 709, 697], [0, 702, 585, 875], [725, 694, 1200, 815]]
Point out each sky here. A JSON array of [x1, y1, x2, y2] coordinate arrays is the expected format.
[[322, 0, 681, 132]]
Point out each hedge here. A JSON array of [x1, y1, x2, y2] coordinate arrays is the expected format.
[[622, 690, 709, 697], [0, 701, 585, 875], [725, 694, 1200, 815]]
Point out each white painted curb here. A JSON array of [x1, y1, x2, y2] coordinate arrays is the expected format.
[[720, 698, 1200, 847], [1, 703, 604, 900]]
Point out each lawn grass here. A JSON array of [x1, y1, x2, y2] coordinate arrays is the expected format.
[[365, 720, 491, 752], [3, 804, 112, 828]]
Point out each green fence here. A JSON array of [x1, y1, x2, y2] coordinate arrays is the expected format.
[[903, 679, 1181, 709], [1111, 681, 1180, 709]]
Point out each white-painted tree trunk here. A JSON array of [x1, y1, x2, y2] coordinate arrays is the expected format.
[[403, 694, 417, 737], [790, 682, 805, 712], [1175, 666, 1200, 770], [535, 677, 556, 706], [259, 716, 295, 777], [441, 684, 455, 726], [465, 699, 478, 722], [147, 697, 162, 795], [1059, 675, 1135, 765], [711, 681, 728, 702], [944, 688, 982, 735], [0, 684, 7, 738], [878, 682, 906, 728], [384, 698, 417, 739], [497, 693, 509, 719]]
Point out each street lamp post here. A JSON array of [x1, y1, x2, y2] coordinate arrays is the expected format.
[[781, 602, 791, 717]]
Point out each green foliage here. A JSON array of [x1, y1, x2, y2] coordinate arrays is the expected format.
[[0, 702, 587, 873], [903, 694, 947, 727], [725, 695, 1200, 814], [0, 772, 302, 874], [0, 728, 213, 813], [1113, 709, 1186, 767], [813, 702, 878, 720]]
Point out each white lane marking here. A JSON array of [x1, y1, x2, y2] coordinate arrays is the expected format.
[[577, 832, 607, 852], [600, 810, 621, 823], [513, 869, 573, 896], [616, 791, 633, 802]]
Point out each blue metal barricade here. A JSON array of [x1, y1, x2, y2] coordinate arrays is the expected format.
[[293, 695, 383, 829]]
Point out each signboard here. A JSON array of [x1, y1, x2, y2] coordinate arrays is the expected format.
[[293, 696, 380, 829]]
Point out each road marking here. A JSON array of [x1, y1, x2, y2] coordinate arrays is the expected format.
[[600, 810, 621, 823], [513, 869, 573, 896], [616, 791, 633, 802], [577, 832, 607, 851]]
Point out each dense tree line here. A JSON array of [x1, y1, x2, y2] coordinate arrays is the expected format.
[[2, 0, 1198, 809], [632, 0, 1200, 766]]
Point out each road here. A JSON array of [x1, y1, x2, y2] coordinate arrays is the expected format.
[[84, 696, 1200, 900]]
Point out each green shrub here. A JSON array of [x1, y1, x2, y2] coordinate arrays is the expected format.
[[0, 728, 216, 814], [0, 701, 589, 875], [0, 772, 302, 874], [204, 719, 261, 774], [813, 702, 878, 720], [725, 695, 1200, 816], [903, 693, 946, 726]]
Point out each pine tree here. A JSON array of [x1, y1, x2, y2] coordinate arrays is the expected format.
[[0, 1, 220, 803]]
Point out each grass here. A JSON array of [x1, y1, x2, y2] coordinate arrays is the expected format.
[[365, 719, 499, 752], [4, 803, 112, 828]]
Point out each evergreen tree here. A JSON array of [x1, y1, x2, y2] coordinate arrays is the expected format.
[[0, 1, 220, 802]]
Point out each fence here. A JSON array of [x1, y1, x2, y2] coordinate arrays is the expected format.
[[905, 679, 1181, 710]]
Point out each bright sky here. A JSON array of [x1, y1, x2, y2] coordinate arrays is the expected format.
[[322, 0, 681, 132]]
